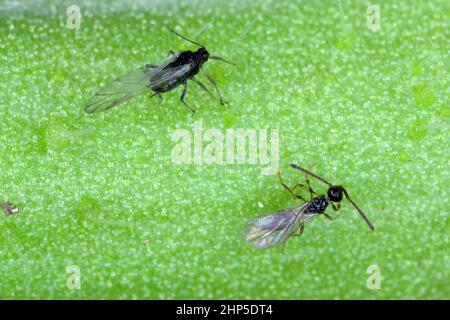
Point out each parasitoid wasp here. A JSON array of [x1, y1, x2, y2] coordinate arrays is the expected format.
[[245, 164, 374, 249]]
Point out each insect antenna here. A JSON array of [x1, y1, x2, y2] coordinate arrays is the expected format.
[[289, 163, 333, 187], [209, 55, 236, 65], [289, 163, 375, 231], [169, 28, 205, 48], [193, 17, 215, 38], [342, 188, 375, 231]]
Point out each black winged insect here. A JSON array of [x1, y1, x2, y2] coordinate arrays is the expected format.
[[84, 29, 234, 114], [245, 164, 374, 249]]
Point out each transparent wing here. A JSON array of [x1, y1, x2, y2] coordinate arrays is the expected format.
[[245, 203, 315, 249], [84, 65, 157, 113], [84, 53, 184, 114], [149, 63, 193, 89], [157, 51, 181, 69]]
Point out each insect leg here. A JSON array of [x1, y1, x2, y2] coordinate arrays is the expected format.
[[331, 202, 342, 211], [167, 50, 176, 57], [149, 92, 163, 104], [323, 202, 343, 221], [323, 213, 339, 220], [179, 82, 196, 114], [277, 171, 308, 202], [202, 70, 226, 105], [304, 169, 319, 198], [323, 202, 341, 220], [292, 224, 304, 237], [191, 77, 222, 105], [323, 201, 343, 220]]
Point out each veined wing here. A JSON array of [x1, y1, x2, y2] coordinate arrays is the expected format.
[[149, 62, 193, 91], [84, 65, 157, 113], [158, 51, 181, 69], [245, 202, 317, 249], [84, 53, 182, 114]]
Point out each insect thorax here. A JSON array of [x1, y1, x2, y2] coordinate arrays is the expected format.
[[168, 50, 205, 78], [306, 196, 329, 214], [174, 51, 196, 66]]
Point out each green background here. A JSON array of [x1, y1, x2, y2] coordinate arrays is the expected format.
[[0, 0, 448, 299]]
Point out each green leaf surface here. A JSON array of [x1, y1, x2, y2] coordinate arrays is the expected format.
[[0, 0, 448, 299]]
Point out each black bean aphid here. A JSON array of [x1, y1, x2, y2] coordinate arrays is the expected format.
[[85, 29, 234, 114], [245, 164, 374, 249]]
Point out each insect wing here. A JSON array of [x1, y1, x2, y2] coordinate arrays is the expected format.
[[157, 51, 181, 69], [150, 63, 193, 90], [84, 65, 158, 113], [245, 203, 309, 249], [84, 52, 184, 114]]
